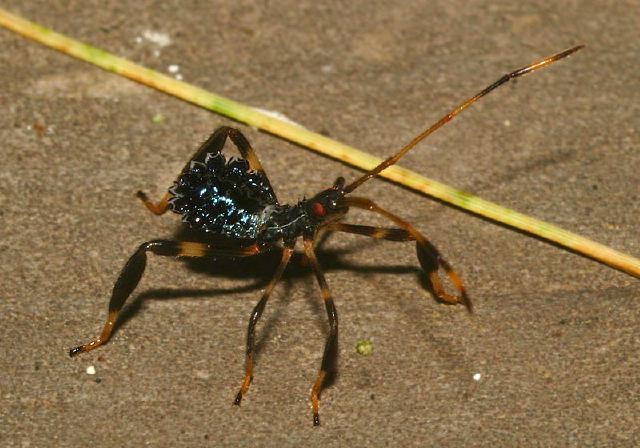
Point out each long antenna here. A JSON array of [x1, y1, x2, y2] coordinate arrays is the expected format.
[[344, 45, 584, 194]]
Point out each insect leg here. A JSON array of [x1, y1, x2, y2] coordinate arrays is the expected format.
[[136, 191, 172, 215], [234, 246, 294, 406], [325, 222, 415, 241], [344, 196, 471, 311], [69, 240, 264, 357], [210, 126, 277, 199], [303, 238, 338, 426], [137, 126, 277, 214], [178, 126, 263, 172]]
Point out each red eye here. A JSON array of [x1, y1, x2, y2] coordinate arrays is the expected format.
[[313, 202, 326, 217]]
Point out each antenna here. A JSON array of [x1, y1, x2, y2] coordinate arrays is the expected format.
[[344, 45, 584, 194]]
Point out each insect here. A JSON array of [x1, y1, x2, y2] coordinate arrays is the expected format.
[[70, 46, 583, 425]]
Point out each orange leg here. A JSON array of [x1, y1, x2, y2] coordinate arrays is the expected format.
[[136, 191, 172, 215], [234, 246, 294, 405], [189, 126, 269, 174], [136, 126, 277, 215], [303, 238, 338, 426], [70, 240, 264, 357], [325, 222, 415, 242], [344, 196, 471, 311]]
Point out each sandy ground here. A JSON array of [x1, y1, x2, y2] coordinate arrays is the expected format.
[[1, 1, 638, 447]]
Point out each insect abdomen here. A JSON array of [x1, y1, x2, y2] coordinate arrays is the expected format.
[[168, 153, 276, 239]]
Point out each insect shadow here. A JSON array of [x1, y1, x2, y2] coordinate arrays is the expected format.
[[112, 226, 423, 362]]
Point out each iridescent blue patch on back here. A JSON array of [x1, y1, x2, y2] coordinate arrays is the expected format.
[[168, 153, 277, 239]]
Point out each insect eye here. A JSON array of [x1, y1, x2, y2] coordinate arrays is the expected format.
[[312, 202, 327, 217]]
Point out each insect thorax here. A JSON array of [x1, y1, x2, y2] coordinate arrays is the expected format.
[[168, 153, 277, 239], [259, 204, 315, 245]]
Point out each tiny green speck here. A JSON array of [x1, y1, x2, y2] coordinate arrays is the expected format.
[[356, 339, 373, 356], [152, 113, 165, 123]]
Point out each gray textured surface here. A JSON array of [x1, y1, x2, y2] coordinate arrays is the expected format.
[[1, 2, 638, 447]]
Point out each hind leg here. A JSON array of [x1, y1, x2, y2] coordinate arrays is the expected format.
[[137, 126, 276, 215], [70, 240, 264, 356]]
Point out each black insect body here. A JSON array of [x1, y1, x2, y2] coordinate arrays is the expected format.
[[169, 153, 277, 239], [169, 144, 347, 246], [70, 46, 583, 426]]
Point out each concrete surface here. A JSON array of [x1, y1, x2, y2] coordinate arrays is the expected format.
[[1, 1, 638, 447]]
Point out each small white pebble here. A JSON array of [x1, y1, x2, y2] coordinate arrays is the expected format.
[[503, 119, 511, 127], [194, 370, 211, 380], [168, 64, 180, 74], [321, 64, 334, 74], [141, 30, 172, 48], [86, 365, 96, 375], [135, 36, 143, 44], [175, 73, 183, 81], [473, 372, 481, 381]]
